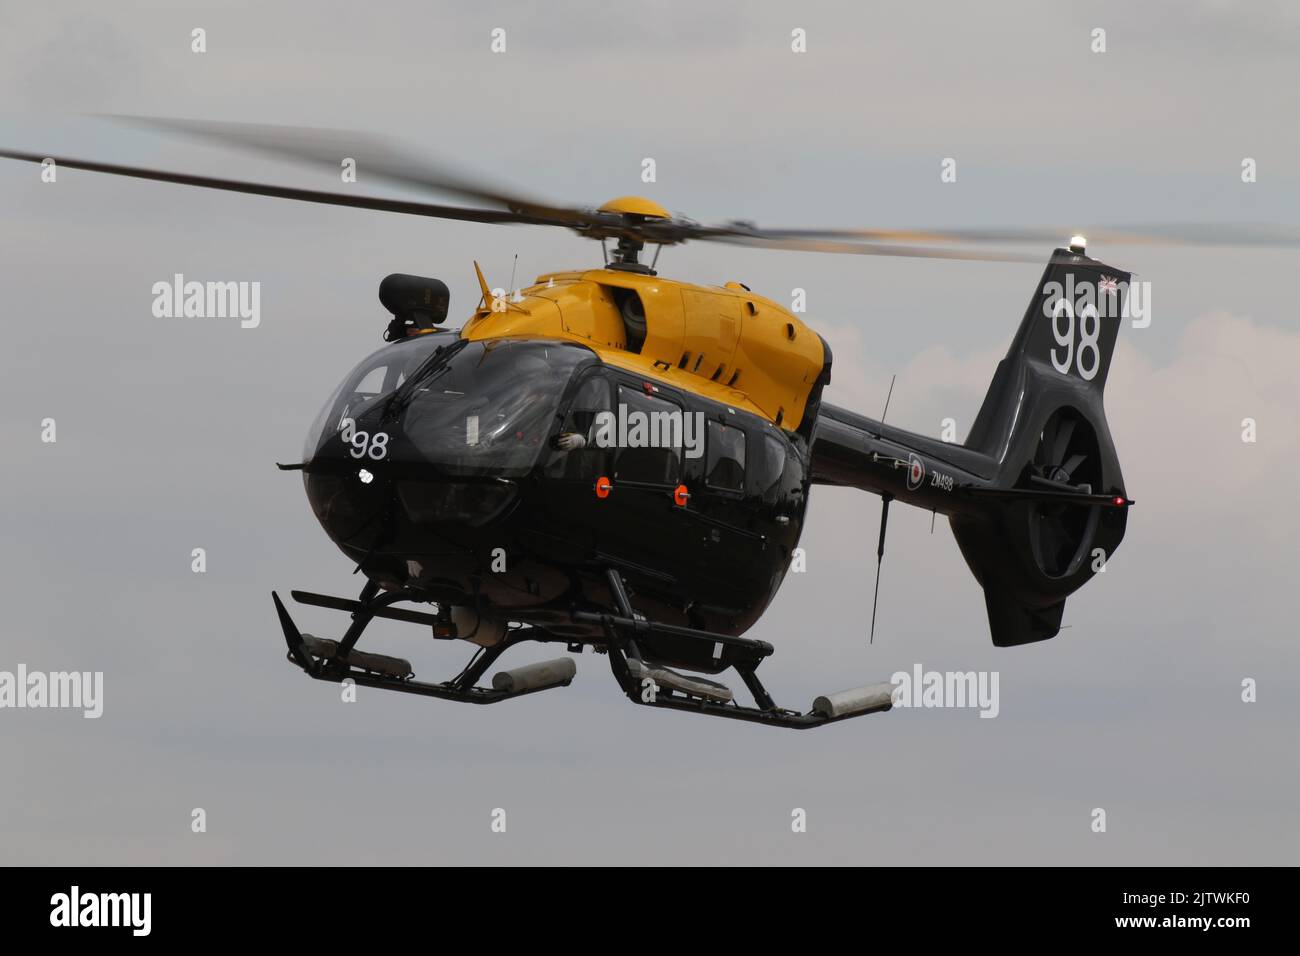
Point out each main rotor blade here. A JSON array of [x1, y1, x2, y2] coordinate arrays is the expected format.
[[701, 233, 1046, 263], [15, 116, 1300, 259], [103, 114, 589, 224], [0, 148, 563, 226], [83, 117, 1184, 260], [708, 222, 1300, 250]]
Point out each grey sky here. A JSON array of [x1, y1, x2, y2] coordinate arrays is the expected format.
[[1, 0, 1297, 864]]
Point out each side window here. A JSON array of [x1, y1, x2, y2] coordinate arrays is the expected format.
[[613, 385, 684, 485], [705, 420, 746, 492], [754, 433, 786, 503], [544, 373, 611, 480]]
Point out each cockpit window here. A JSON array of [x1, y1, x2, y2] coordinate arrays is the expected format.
[[304, 331, 454, 460], [401, 339, 596, 477], [354, 365, 392, 397], [543, 371, 612, 480], [613, 386, 685, 485]]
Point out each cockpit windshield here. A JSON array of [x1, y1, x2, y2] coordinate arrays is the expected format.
[[303, 331, 456, 461], [305, 334, 597, 478], [402, 339, 596, 476]]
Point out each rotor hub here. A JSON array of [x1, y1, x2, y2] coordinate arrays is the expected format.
[[598, 196, 671, 219]]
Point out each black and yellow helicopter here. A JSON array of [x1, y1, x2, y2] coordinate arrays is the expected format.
[[5, 119, 1288, 728]]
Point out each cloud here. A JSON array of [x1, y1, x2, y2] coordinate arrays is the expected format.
[[1109, 311, 1300, 511]]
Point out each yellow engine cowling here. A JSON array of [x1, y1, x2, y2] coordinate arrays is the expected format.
[[461, 269, 826, 430]]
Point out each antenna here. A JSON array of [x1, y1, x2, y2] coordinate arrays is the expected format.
[[869, 494, 892, 645], [508, 253, 518, 295], [866, 375, 899, 645]]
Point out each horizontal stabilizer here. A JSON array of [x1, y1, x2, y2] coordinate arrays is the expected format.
[[960, 485, 1134, 508]]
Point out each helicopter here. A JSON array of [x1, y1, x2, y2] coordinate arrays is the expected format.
[[5, 118, 1292, 729]]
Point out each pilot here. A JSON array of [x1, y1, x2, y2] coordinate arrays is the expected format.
[[550, 430, 587, 451]]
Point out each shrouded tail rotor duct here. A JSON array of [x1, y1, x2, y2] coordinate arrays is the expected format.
[[1025, 408, 1102, 579], [950, 402, 1128, 647]]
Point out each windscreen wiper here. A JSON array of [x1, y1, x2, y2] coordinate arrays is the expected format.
[[382, 339, 468, 422]]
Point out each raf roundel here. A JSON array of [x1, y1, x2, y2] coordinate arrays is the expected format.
[[907, 453, 926, 491]]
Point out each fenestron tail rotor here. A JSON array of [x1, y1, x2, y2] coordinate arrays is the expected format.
[[1027, 409, 1102, 579]]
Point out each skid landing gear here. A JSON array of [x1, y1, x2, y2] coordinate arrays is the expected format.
[[273, 588, 575, 704], [572, 570, 895, 730], [273, 571, 895, 729]]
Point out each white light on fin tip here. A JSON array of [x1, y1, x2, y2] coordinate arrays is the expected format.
[[1068, 234, 1087, 254], [358, 468, 374, 484]]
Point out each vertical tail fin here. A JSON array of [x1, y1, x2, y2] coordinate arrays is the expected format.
[[953, 246, 1132, 646], [966, 246, 1130, 466]]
